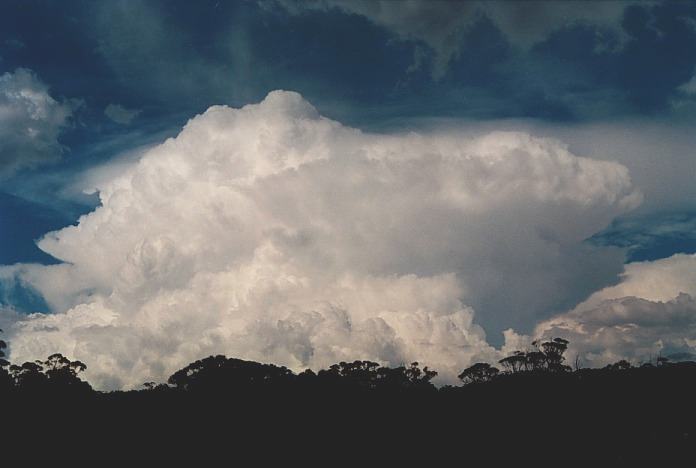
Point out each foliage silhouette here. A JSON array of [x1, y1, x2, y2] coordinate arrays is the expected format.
[[316, 360, 437, 391], [605, 359, 632, 371], [167, 354, 295, 393], [458, 362, 499, 384], [2, 333, 696, 465], [0, 328, 10, 391], [495, 337, 572, 374], [8, 354, 91, 397]]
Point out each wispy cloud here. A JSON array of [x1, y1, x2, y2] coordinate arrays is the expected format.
[[104, 104, 141, 125]]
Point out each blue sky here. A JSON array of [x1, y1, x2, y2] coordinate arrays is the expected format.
[[2, 1, 696, 387]]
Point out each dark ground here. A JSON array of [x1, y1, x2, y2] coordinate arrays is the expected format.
[[2, 354, 695, 466]]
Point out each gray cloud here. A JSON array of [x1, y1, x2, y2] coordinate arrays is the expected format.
[[533, 253, 696, 366], [532, 121, 696, 214], [0, 69, 74, 177], [89, 0, 250, 107], [437, 118, 696, 216], [274, 0, 642, 77], [104, 104, 141, 125]]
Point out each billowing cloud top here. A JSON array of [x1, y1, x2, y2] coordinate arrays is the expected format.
[[3, 91, 641, 389]]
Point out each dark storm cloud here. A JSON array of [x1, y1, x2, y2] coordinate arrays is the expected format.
[[273, 0, 696, 121], [2, 0, 696, 126]]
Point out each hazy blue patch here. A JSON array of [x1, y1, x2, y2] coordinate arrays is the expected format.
[[0, 270, 50, 313], [0, 191, 68, 265], [590, 212, 696, 262]]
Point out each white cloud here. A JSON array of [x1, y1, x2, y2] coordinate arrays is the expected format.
[[1, 90, 640, 389], [534, 254, 696, 367], [462, 119, 696, 215], [104, 103, 141, 125], [0, 68, 74, 177], [274, 0, 641, 77]]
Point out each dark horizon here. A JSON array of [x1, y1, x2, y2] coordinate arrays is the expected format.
[[3, 331, 696, 465]]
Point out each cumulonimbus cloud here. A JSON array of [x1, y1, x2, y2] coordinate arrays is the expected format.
[[2, 90, 641, 389]]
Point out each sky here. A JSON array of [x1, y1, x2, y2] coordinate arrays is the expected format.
[[1, 0, 696, 389]]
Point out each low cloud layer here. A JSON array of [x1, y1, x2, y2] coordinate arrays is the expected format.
[[1, 91, 642, 389], [0, 69, 74, 177], [534, 253, 696, 366]]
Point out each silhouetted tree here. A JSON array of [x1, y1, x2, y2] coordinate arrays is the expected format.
[[297, 368, 317, 381], [0, 328, 7, 365], [7, 353, 90, 395], [0, 328, 11, 390], [42, 353, 89, 390], [605, 360, 632, 371], [10, 361, 47, 391], [525, 350, 547, 371], [168, 355, 294, 392], [541, 338, 570, 372], [377, 362, 437, 390], [458, 362, 499, 384], [315, 360, 437, 391], [499, 351, 527, 373], [318, 360, 381, 388], [403, 361, 437, 387], [497, 338, 571, 374], [1, 333, 696, 465]]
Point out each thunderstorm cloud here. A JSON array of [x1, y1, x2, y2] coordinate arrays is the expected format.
[[2, 91, 643, 389]]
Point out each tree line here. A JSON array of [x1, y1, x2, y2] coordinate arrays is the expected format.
[[0, 328, 684, 395], [2, 327, 696, 465]]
